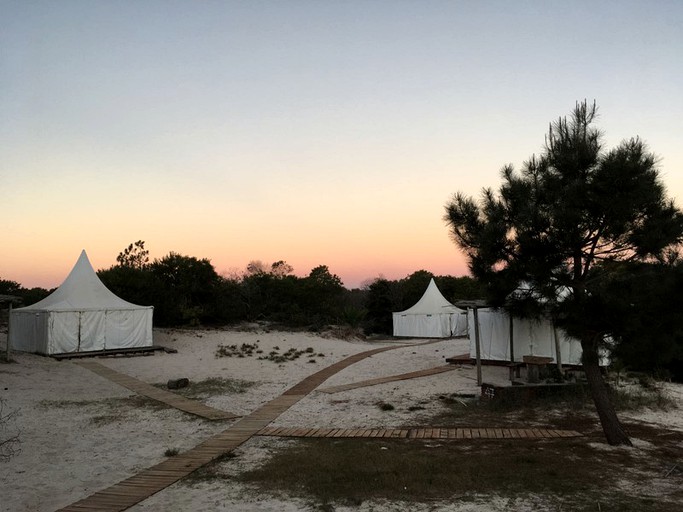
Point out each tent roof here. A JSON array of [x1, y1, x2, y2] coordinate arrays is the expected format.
[[394, 278, 464, 315], [15, 250, 151, 312]]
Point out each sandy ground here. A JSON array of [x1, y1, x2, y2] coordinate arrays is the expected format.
[[1, 327, 681, 512]]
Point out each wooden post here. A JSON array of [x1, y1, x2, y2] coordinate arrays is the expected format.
[[509, 314, 515, 382], [553, 324, 563, 372], [473, 307, 482, 386], [6, 303, 12, 362], [509, 314, 515, 361]]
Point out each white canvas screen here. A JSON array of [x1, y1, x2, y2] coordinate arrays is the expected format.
[[468, 308, 583, 365]]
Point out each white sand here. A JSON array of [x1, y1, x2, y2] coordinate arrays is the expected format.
[[1, 327, 681, 512]]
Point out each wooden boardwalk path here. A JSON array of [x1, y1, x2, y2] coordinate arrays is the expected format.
[[318, 365, 458, 394], [75, 361, 239, 421], [59, 344, 408, 511], [257, 426, 582, 439], [60, 342, 583, 511]]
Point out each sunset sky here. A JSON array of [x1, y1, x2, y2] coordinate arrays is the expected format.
[[2, 1, 682, 289]]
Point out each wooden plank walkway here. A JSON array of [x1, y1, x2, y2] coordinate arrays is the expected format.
[[58, 393, 305, 512], [318, 365, 459, 394], [256, 426, 582, 439], [58, 343, 412, 511], [75, 361, 239, 421], [60, 341, 585, 511]]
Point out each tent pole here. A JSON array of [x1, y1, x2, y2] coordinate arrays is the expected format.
[[473, 307, 482, 386]]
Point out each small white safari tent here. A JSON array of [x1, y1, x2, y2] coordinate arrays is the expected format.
[[393, 278, 468, 338], [467, 308, 583, 365], [9, 250, 153, 355]]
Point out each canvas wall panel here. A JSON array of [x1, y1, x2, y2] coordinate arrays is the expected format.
[[49, 312, 79, 353], [393, 313, 452, 338], [79, 311, 106, 352], [9, 311, 49, 354], [450, 312, 469, 337], [104, 309, 153, 349]]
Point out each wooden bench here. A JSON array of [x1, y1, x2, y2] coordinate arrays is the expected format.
[[507, 362, 524, 380]]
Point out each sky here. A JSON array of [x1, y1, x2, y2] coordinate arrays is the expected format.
[[2, 0, 682, 289]]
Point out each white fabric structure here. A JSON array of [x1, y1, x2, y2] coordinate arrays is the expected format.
[[393, 278, 468, 338], [9, 250, 153, 355], [467, 308, 583, 365]]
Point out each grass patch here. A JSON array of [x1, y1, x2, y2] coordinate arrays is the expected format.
[[182, 452, 236, 486], [159, 377, 257, 398], [90, 413, 126, 426], [38, 395, 171, 426], [236, 438, 683, 510], [609, 383, 676, 411], [165, 447, 180, 457], [430, 380, 675, 432], [232, 380, 680, 509], [38, 396, 168, 411]]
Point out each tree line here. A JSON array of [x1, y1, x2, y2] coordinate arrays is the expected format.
[[0, 241, 484, 335]]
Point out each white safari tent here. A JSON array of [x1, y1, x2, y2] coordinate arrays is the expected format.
[[467, 308, 583, 365], [393, 278, 468, 338], [9, 250, 153, 355]]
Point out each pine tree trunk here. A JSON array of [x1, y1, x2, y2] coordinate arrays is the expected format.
[[581, 337, 632, 446]]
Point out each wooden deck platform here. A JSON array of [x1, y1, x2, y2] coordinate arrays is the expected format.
[[257, 426, 582, 440], [318, 365, 458, 394], [52, 345, 170, 360], [75, 361, 239, 421]]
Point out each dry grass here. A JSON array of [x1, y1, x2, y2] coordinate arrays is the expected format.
[[160, 377, 258, 398], [38, 396, 171, 426], [204, 383, 683, 510], [230, 430, 683, 510]]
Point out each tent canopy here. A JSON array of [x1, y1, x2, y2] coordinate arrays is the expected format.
[[10, 250, 153, 354], [393, 278, 468, 338], [19, 250, 145, 312]]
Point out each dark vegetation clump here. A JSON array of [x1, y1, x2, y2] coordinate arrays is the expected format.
[[156, 377, 257, 398], [215, 342, 325, 363], [215, 342, 260, 358], [377, 402, 395, 411]]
